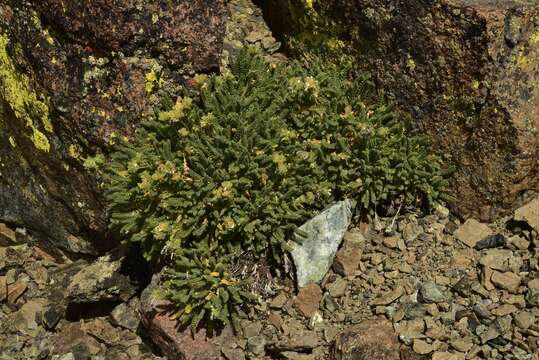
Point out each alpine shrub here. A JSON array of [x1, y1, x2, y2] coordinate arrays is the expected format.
[[103, 47, 447, 328], [160, 248, 256, 333]]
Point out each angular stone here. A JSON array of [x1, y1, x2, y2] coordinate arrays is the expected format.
[[271, 330, 320, 352], [413, 339, 434, 355], [450, 338, 473, 353], [111, 302, 140, 331], [290, 200, 353, 287], [432, 352, 465, 360], [508, 235, 530, 250], [526, 288, 539, 306], [270, 292, 288, 309], [372, 286, 405, 306], [395, 319, 426, 341], [7, 281, 27, 304], [295, 283, 323, 318], [0, 223, 16, 245], [11, 298, 48, 332], [0, 276, 6, 301], [327, 278, 347, 298], [419, 281, 450, 304], [514, 311, 535, 329], [514, 197, 539, 232], [222, 346, 245, 360], [479, 249, 515, 272], [382, 236, 399, 249], [490, 271, 521, 293], [51, 322, 102, 357], [66, 255, 136, 303], [490, 304, 517, 317], [454, 219, 492, 248], [330, 318, 399, 360], [247, 336, 266, 356], [242, 321, 263, 338], [43, 306, 63, 330], [474, 234, 505, 250], [333, 231, 364, 277], [267, 312, 283, 331]]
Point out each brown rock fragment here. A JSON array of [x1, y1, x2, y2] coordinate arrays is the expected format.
[[454, 219, 492, 248], [514, 197, 539, 232], [333, 240, 363, 277], [0, 223, 16, 245], [491, 271, 521, 293], [295, 283, 323, 318], [7, 281, 27, 304], [330, 318, 400, 360], [371, 286, 405, 306], [0, 276, 6, 302]]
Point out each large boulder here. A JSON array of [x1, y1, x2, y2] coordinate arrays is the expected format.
[[0, 0, 228, 255], [258, 0, 539, 221]]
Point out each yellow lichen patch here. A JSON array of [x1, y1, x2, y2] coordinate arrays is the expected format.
[[42, 29, 54, 45], [303, 0, 315, 9], [531, 28, 539, 44], [0, 34, 53, 152], [31, 128, 50, 152], [68, 144, 82, 159], [8, 136, 16, 148], [517, 53, 528, 66]]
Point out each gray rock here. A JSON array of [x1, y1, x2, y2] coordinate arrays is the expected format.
[[419, 281, 450, 304], [526, 288, 539, 306], [327, 278, 347, 298], [290, 200, 353, 288], [222, 346, 246, 360], [111, 302, 140, 331], [247, 336, 266, 355], [66, 255, 136, 303]]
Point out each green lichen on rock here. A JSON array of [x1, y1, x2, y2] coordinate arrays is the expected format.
[[0, 34, 52, 152]]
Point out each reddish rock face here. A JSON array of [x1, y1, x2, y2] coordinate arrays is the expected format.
[[0, 0, 227, 255], [330, 318, 401, 360], [259, 0, 539, 221], [140, 275, 234, 359], [30, 0, 227, 72]]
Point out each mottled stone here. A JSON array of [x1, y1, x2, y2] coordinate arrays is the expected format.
[[290, 200, 353, 287], [330, 318, 399, 360], [67, 255, 136, 303], [419, 281, 451, 304]]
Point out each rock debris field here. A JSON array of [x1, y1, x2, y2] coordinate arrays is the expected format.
[[1, 198, 539, 359]]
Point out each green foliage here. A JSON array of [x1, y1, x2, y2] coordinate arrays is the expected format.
[[103, 47, 447, 328], [161, 248, 255, 333]]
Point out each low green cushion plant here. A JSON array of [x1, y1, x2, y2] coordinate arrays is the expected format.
[[103, 47, 447, 331]]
